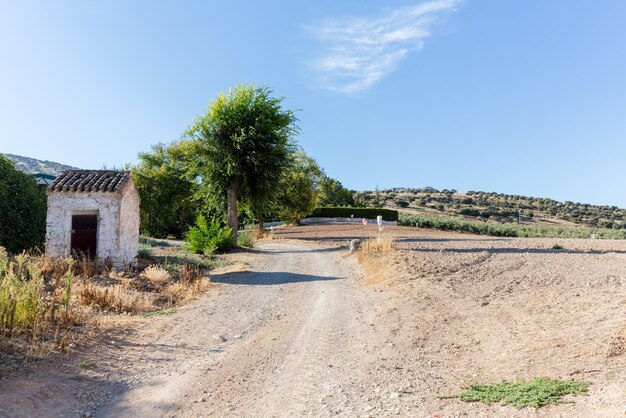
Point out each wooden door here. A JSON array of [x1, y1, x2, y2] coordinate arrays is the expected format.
[[71, 215, 98, 260]]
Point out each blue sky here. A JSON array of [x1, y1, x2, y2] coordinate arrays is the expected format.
[[2, 1, 626, 206]]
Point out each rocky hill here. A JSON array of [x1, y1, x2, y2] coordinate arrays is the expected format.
[[2, 153, 78, 176], [354, 187, 626, 230]]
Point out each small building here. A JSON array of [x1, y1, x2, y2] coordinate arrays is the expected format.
[[45, 170, 140, 269], [32, 173, 56, 187]]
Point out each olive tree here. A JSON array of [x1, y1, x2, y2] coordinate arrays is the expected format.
[[185, 84, 298, 242]]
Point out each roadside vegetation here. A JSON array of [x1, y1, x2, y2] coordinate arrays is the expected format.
[[444, 377, 590, 409], [0, 245, 217, 365], [399, 213, 626, 240]]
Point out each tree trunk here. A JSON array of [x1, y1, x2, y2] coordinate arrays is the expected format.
[[227, 179, 238, 245]]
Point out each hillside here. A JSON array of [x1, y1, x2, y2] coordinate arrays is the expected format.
[[354, 187, 626, 230], [2, 153, 77, 176]]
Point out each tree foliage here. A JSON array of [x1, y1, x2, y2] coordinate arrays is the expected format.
[[131, 143, 196, 238], [276, 151, 322, 224], [0, 156, 47, 252], [184, 84, 298, 240], [317, 176, 354, 207]]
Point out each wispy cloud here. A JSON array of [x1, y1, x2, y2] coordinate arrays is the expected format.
[[308, 1, 461, 94]]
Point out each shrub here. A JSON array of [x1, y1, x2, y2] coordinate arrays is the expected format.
[[0, 156, 47, 253], [308, 207, 398, 221], [237, 230, 254, 248], [184, 215, 233, 254]]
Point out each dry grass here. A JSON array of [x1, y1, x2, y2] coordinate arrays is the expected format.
[[354, 235, 397, 285], [0, 246, 216, 361], [254, 227, 269, 240], [143, 265, 171, 284], [79, 284, 154, 314], [162, 278, 211, 305], [357, 235, 396, 255]]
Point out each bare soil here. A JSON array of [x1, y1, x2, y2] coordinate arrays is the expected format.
[[1, 224, 625, 417]]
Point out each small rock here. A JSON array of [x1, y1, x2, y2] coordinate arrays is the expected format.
[[389, 392, 401, 399], [69, 343, 77, 349], [213, 335, 227, 343], [363, 405, 374, 412]]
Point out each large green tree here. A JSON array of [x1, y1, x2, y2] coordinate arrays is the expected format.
[[185, 84, 298, 241], [0, 155, 47, 252], [276, 151, 322, 224], [132, 143, 196, 238]]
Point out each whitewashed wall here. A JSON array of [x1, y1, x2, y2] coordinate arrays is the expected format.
[[117, 179, 140, 266], [45, 179, 140, 269]]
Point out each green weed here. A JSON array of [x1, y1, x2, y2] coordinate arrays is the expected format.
[[443, 377, 590, 408], [78, 360, 95, 369]]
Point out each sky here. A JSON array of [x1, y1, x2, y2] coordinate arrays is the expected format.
[[1, 0, 626, 207]]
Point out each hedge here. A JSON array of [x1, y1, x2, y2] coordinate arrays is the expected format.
[[307, 207, 398, 221]]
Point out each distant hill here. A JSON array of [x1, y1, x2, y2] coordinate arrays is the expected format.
[[354, 187, 626, 230], [2, 153, 78, 176]]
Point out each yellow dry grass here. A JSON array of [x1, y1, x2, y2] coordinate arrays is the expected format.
[[354, 235, 398, 285], [143, 265, 171, 284], [1, 248, 215, 359]]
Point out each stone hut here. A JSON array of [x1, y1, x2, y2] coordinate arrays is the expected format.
[[45, 170, 140, 269]]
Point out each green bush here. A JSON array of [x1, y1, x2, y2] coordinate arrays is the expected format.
[[308, 207, 398, 221], [0, 156, 47, 253], [237, 230, 254, 248], [184, 215, 233, 254]]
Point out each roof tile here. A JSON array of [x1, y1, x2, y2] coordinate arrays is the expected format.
[[49, 170, 131, 193]]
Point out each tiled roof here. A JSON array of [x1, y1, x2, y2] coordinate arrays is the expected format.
[[49, 170, 131, 193]]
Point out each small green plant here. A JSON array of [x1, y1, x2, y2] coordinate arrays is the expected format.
[[443, 377, 590, 409], [78, 360, 95, 369], [237, 230, 254, 248], [184, 215, 233, 254], [552, 244, 564, 250]]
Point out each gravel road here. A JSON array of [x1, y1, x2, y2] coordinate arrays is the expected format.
[[100, 241, 385, 417]]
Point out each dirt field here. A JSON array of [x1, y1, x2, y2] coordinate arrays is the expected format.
[[274, 224, 626, 416], [0, 224, 624, 417]]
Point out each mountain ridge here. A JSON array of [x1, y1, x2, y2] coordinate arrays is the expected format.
[[2, 153, 78, 176]]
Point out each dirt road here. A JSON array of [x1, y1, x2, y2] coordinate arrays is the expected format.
[[99, 241, 392, 417]]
